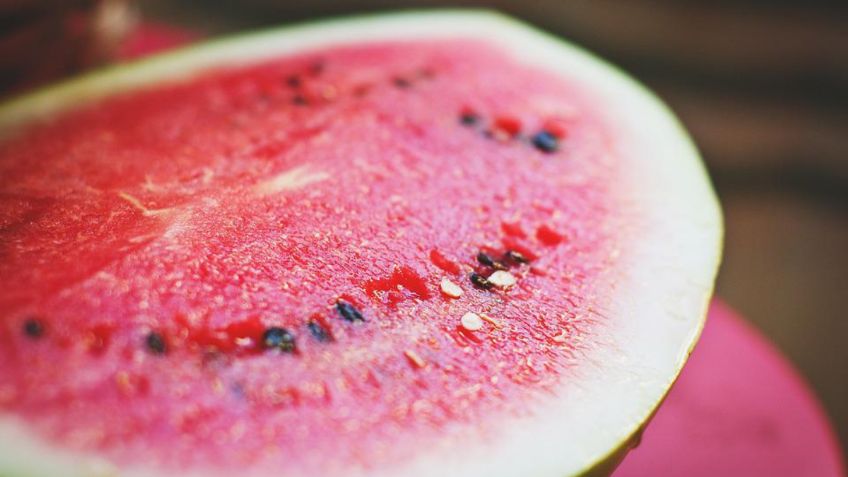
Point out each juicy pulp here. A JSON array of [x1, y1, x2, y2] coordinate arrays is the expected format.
[[0, 11, 722, 477]]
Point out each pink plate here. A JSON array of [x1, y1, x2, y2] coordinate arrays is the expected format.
[[614, 300, 845, 476]]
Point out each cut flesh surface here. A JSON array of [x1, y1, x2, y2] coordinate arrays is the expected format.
[[0, 11, 722, 477]]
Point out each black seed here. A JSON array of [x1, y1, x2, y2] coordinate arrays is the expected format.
[[262, 327, 296, 352], [145, 332, 167, 355], [308, 61, 325, 76], [504, 250, 530, 264], [22, 318, 44, 338], [531, 131, 559, 153], [336, 300, 365, 322], [469, 272, 493, 290], [392, 77, 412, 89], [292, 95, 308, 105], [477, 252, 507, 270], [307, 320, 332, 342], [460, 113, 480, 126], [285, 75, 301, 88]]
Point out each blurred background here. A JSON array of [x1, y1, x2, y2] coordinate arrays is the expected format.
[[2, 0, 845, 458]]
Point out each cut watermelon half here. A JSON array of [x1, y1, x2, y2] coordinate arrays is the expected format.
[[0, 10, 722, 477]]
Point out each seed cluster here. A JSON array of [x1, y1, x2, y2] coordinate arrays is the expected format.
[[17, 245, 536, 366], [458, 109, 564, 153], [430, 247, 534, 335], [268, 59, 436, 108], [19, 299, 367, 359], [439, 278, 464, 298], [16, 248, 536, 370], [250, 300, 366, 353], [468, 249, 530, 291]]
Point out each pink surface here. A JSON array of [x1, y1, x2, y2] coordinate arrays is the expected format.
[[2, 27, 626, 474], [615, 300, 845, 476]]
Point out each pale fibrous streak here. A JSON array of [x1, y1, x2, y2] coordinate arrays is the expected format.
[[253, 165, 330, 196], [117, 191, 172, 217]]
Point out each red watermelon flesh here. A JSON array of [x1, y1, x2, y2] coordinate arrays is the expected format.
[[0, 12, 721, 477]]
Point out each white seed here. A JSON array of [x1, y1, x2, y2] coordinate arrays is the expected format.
[[552, 330, 568, 343], [487, 270, 517, 288], [440, 278, 464, 298], [460, 312, 484, 331]]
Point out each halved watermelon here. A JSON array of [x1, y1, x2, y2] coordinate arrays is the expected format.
[[0, 10, 722, 477]]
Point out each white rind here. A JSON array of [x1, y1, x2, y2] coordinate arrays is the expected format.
[[0, 10, 722, 477]]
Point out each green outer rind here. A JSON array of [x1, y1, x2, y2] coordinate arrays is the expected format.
[[578, 37, 723, 476], [510, 16, 723, 475], [0, 10, 723, 477]]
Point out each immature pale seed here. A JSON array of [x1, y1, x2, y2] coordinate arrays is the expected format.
[[460, 312, 484, 332], [487, 270, 517, 288], [440, 278, 463, 298]]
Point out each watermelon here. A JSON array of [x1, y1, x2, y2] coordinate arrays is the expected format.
[[0, 11, 722, 477]]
